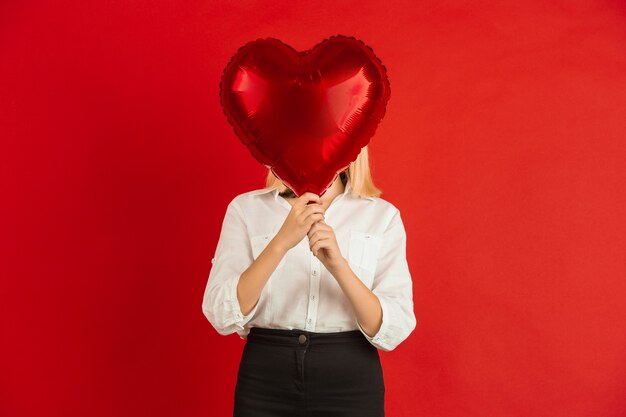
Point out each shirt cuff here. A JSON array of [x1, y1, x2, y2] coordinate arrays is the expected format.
[[356, 296, 393, 351], [224, 274, 260, 331]]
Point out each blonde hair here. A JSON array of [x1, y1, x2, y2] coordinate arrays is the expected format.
[[264, 145, 382, 199]]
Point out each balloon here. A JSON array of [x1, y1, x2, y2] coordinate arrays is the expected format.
[[219, 34, 391, 197]]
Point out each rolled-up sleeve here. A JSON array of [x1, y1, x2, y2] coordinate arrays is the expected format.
[[202, 200, 260, 336], [357, 209, 417, 351]]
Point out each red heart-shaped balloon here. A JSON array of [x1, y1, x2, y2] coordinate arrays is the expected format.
[[219, 34, 391, 196]]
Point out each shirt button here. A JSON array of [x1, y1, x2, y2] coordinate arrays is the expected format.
[[298, 334, 307, 344], [312, 270, 317, 276], [311, 295, 315, 301], [307, 318, 312, 324]]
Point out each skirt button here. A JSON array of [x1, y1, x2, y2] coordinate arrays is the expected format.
[[298, 334, 307, 344]]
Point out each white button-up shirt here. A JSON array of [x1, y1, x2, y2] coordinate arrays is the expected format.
[[202, 181, 417, 351]]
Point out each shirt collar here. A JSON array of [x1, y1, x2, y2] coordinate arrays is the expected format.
[[248, 181, 376, 201]]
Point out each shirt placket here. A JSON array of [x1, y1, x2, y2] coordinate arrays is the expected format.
[[304, 248, 321, 331]]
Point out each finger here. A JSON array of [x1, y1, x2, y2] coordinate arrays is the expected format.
[[300, 205, 325, 221], [305, 213, 325, 229], [302, 203, 325, 216], [308, 228, 322, 246], [295, 192, 321, 208], [308, 222, 330, 237], [307, 229, 323, 244], [308, 220, 328, 235], [311, 237, 331, 256], [313, 220, 330, 230], [296, 205, 323, 225]]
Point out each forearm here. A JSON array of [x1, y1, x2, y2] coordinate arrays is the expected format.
[[237, 238, 288, 315], [329, 259, 383, 338]]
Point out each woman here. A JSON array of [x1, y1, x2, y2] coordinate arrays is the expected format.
[[202, 145, 416, 417]]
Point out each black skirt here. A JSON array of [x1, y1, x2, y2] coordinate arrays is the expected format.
[[234, 326, 385, 417]]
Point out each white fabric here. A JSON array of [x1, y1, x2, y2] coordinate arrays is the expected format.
[[201, 182, 417, 351]]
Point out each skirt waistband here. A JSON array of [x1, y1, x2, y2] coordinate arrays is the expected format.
[[247, 326, 366, 346]]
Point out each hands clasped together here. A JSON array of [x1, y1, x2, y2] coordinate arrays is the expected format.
[[274, 192, 346, 274]]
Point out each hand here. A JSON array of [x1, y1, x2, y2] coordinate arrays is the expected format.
[[274, 192, 325, 251], [307, 219, 347, 275]]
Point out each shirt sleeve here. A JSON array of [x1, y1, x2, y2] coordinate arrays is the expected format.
[[356, 208, 417, 351], [202, 200, 261, 336]]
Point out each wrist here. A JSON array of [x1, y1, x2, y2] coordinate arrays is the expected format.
[[268, 236, 289, 257], [327, 256, 350, 276]]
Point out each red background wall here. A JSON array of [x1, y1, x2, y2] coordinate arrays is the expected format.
[[2, 1, 626, 416]]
